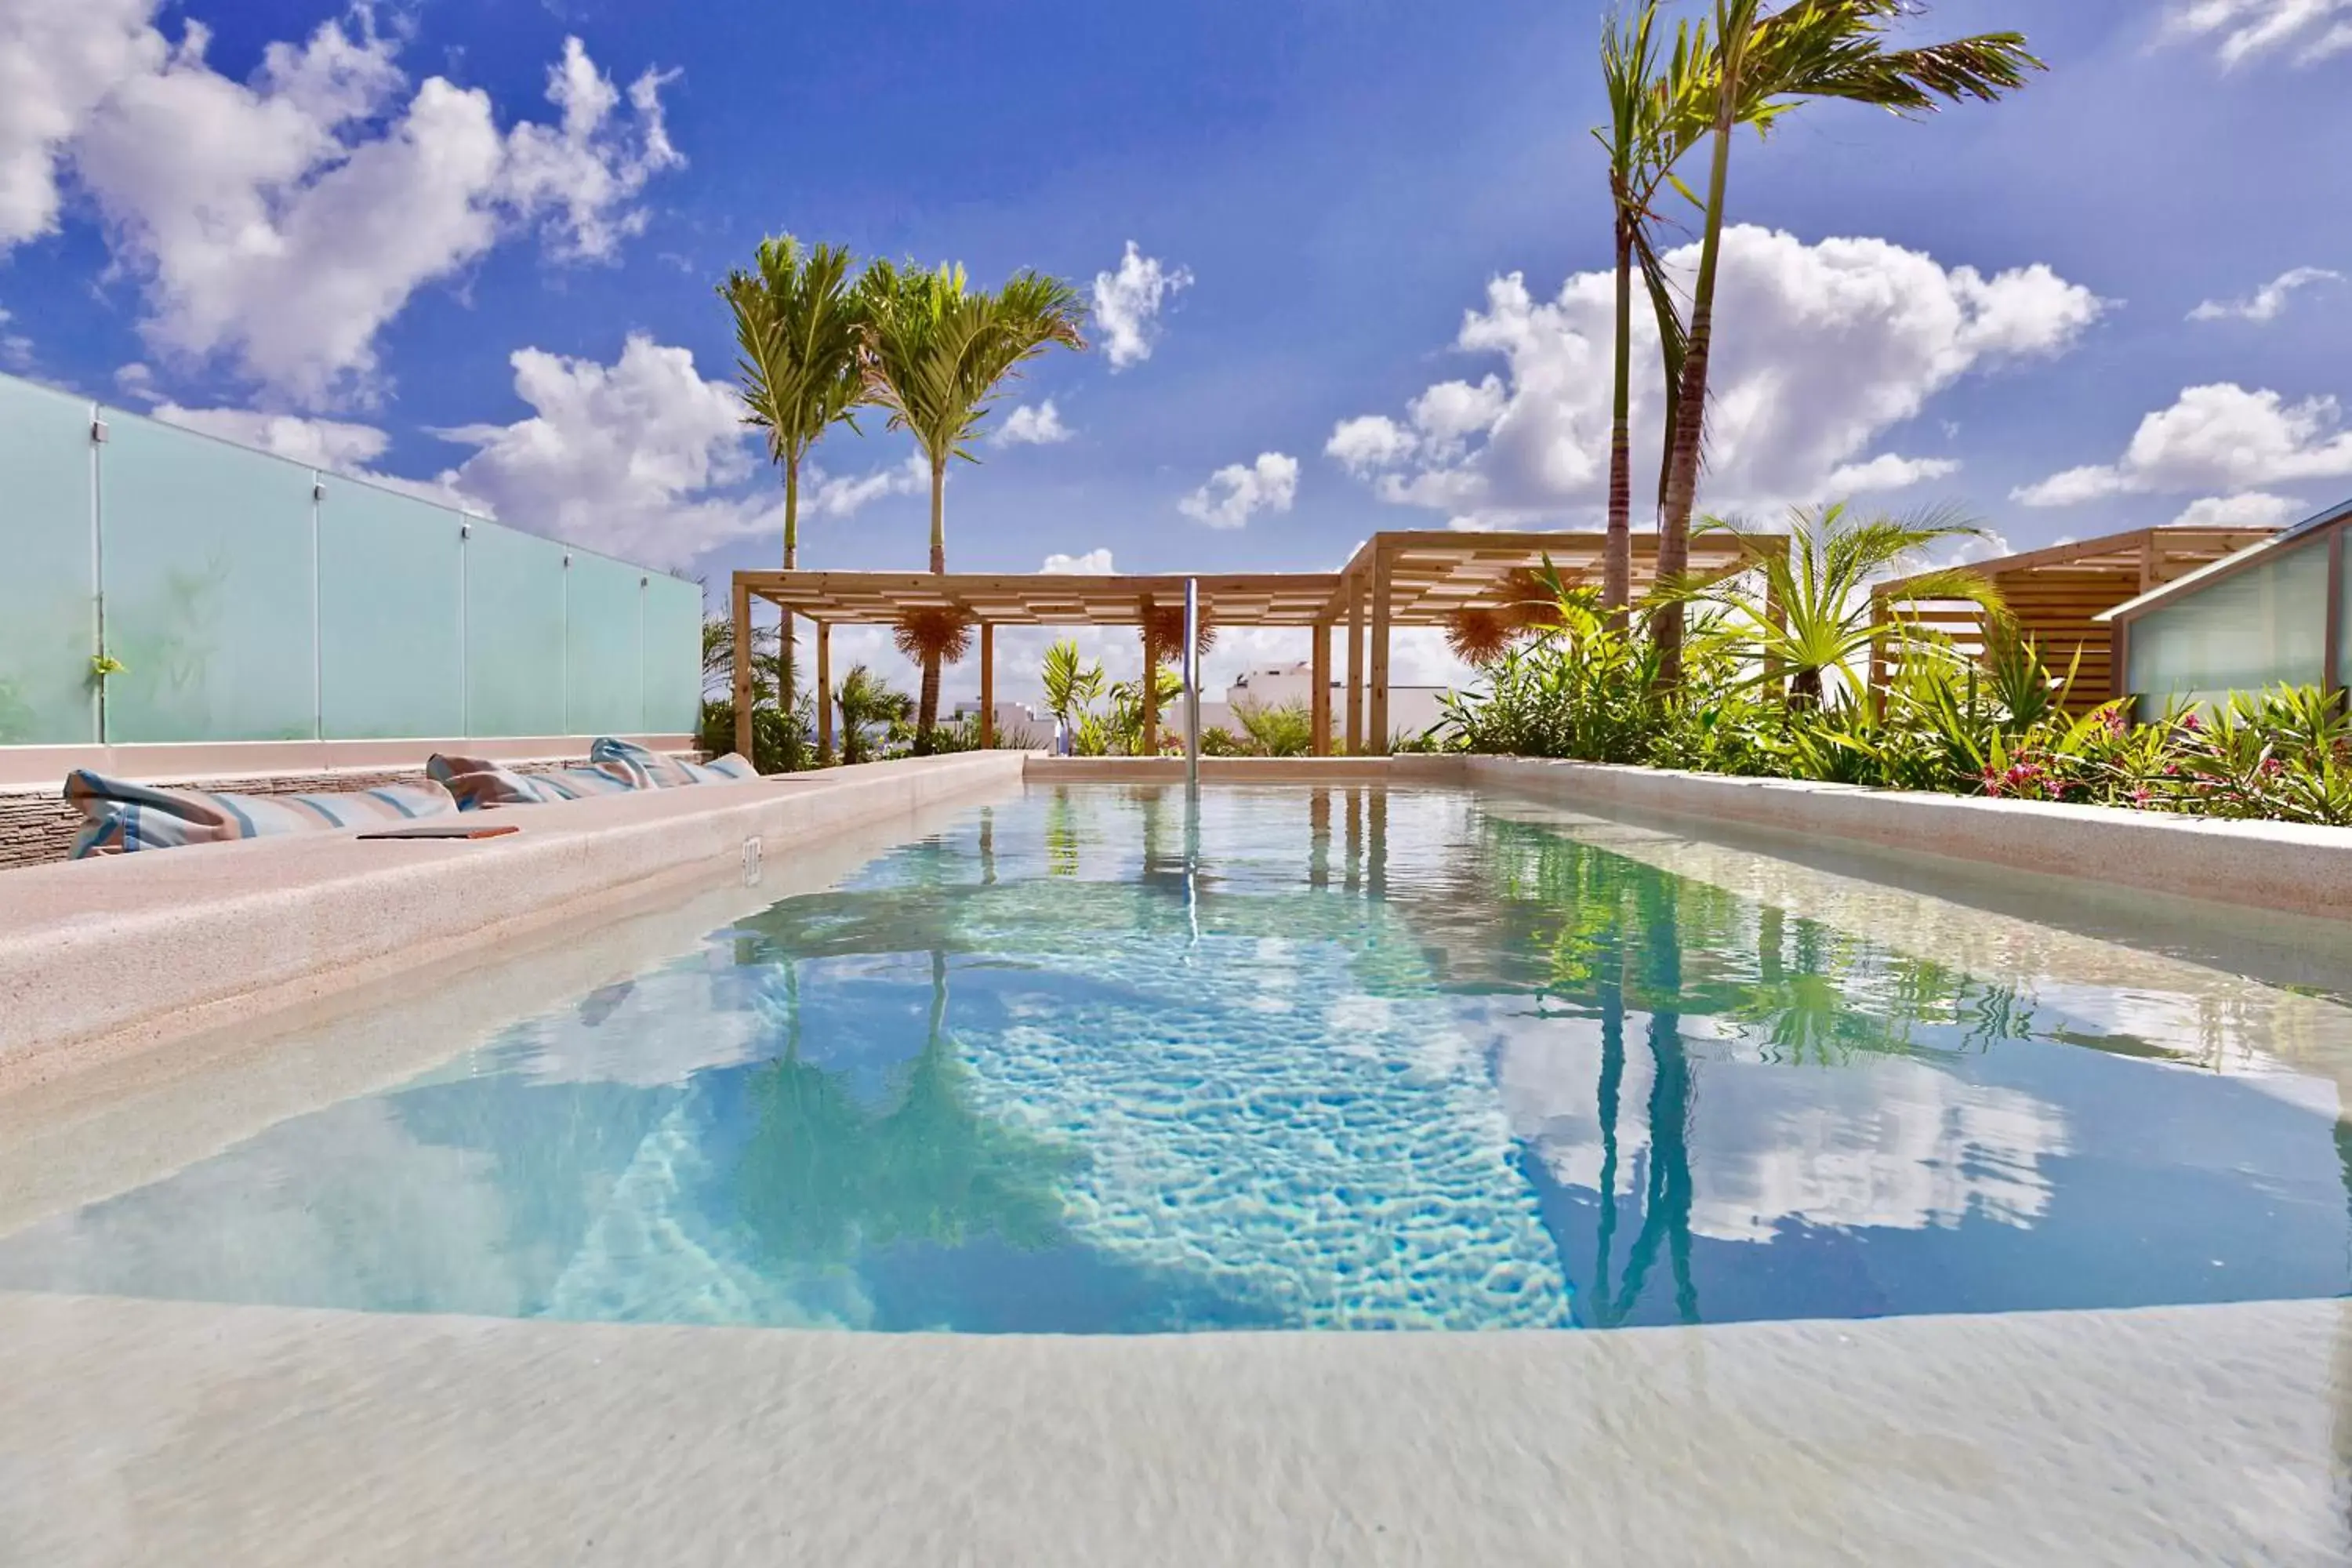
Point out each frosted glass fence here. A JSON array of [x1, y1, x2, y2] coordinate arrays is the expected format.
[[2125, 535, 2331, 713], [0, 372, 702, 749]]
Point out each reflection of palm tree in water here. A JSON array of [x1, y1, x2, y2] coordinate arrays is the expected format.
[[734, 950, 1074, 1270], [1584, 877, 1700, 1327]]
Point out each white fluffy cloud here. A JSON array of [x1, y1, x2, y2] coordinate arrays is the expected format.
[[2168, 492, 2308, 528], [2014, 383, 2352, 506], [152, 401, 390, 469], [2187, 266, 2344, 323], [1179, 452, 1299, 529], [129, 332, 924, 569], [0, 5, 679, 406], [996, 399, 1072, 445], [1326, 415, 1418, 477], [0, 303, 29, 368], [2163, 0, 2352, 66], [803, 453, 927, 521], [1329, 226, 2102, 528], [1091, 241, 1192, 371], [429, 333, 767, 567], [1042, 548, 1114, 574], [0, 0, 160, 246], [1824, 453, 1962, 493]]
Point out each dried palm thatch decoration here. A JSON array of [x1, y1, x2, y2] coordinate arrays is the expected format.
[[891, 605, 976, 666], [1444, 607, 1520, 666], [1142, 602, 1217, 664], [1501, 565, 1568, 632]]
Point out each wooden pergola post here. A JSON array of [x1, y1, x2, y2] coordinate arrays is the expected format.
[[978, 622, 995, 749], [1139, 593, 1158, 756], [1310, 619, 1332, 756], [815, 620, 833, 763], [1345, 572, 1364, 756], [1867, 590, 1889, 708], [1368, 543, 1393, 755], [731, 577, 754, 766]]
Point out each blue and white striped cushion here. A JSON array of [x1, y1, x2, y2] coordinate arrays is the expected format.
[[66, 771, 459, 858]]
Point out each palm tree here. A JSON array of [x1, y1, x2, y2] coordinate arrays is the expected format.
[[858, 261, 1087, 742], [1595, 6, 1724, 619], [1650, 0, 2042, 684], [1665, 502, 2005, 709], [720, 235, 868, 734], [700, 612, 782, 702], [833, 663, 911, 765]]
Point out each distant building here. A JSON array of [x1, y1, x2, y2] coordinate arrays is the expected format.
[[950, 699, 1051, 748], [1224, 662, 1454, 745]]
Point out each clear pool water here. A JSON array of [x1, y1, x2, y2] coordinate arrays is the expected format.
[[5, 785, 2350, 1332]]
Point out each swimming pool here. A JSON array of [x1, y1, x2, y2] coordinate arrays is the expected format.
[[3, 783, 2347, 1333]]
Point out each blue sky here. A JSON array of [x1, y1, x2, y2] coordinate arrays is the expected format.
[[3, 0, 2348, 694]]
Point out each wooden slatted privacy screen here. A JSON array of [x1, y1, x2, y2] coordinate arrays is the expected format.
[[1870, 526, 2280, 713]]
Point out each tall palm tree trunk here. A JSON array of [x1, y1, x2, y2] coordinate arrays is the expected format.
[[1650, 111, 1736, 687], [918, 461, 946, 745], [779, 459, 798, 767], [1603, 215, 1637, 620]]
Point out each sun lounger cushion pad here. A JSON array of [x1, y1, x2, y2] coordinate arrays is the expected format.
[[66, 771, 459, 858], [425, 753, 640, 810]]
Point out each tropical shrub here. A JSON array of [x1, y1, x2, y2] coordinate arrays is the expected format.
[[698, 695, 813, 776], [1232, 700, 1313, 757]]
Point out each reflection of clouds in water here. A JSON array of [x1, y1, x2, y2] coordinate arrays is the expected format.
[[2029, 982, 2352, 1116], [1482, 1005, 2071, 1243], [0, 1100, 528, 1314], [504, 953, 771, 1088]]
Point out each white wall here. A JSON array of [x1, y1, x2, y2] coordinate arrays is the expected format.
[[1224, 662, 1454, 745]]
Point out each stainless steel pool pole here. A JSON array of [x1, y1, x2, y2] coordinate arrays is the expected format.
[[1183, 577, 1202, 793]]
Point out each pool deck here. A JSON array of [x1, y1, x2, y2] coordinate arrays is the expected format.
[[2, 1289, 2343, 1566]]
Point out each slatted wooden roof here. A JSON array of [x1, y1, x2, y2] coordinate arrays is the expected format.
[[738, 571, 1345, 626], [739, 530, 1784, 630], [743, 526, 1769, 625], [1330, 530, 1780, 622]]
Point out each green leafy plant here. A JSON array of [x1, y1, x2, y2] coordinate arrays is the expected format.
[[1667, 503, 2005, 710], [833, 664, 912, 766], [1232, 699, 1313, 757]]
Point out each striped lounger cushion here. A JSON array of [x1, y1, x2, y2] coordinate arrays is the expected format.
[[66, 771, 459, 858], [590, 738, 756, 788], [425, 753, 641, 811]]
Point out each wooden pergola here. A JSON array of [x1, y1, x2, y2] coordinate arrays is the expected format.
[[1869, 524, 2281, 709], [730, 528, 1780, 760]]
